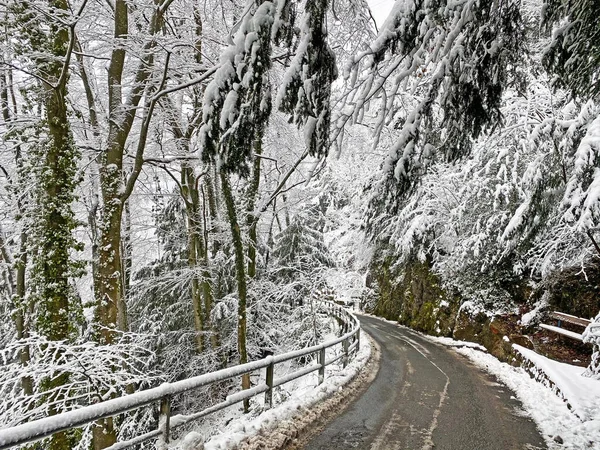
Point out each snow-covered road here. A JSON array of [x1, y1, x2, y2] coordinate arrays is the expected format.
[[298, 315, 547, 450]]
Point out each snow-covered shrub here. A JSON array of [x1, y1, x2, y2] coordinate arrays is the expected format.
[[371, 71, 600, 312], [583, 313, 600, 380], [0, 333, 159, 449]]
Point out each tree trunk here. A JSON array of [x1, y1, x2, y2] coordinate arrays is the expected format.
[[40, 78, 73, 450], [120, 198, 132, 332], [264, 199, 277, 270], [94, 164, 123, 344], [165, 104, 215, 353], [34, 1, 81, 447], [0, 61, 32, 396], [15, 229, 31, 396], [220, 171, 250, 412], [182, 163, 205, 352], [202, 172, 222, 353], [246, 139, 262, 279], [93, 144, 123, 445], [92, 2, 168, 444], [199, 184, 216, 349], [75, 37, 101, 293]]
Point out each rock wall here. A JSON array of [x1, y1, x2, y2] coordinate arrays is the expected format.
[[369, 255, 598, 364], [452, 309, 534, 361], [370, 257, 533, 362], [371, 258, 460, 337]]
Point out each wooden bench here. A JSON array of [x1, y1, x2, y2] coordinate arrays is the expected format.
[[539, 311, 591, 342]]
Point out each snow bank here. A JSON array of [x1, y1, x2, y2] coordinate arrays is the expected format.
[[433, 339, 600, 449], [513, 345, 600, 422], [451, 344, 600, 449], [428, 336, 487, 352]]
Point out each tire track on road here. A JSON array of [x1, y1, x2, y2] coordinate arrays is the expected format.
[[302, 314, 546, 450]]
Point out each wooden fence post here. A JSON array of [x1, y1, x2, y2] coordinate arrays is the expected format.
[[265, 358, 274, 409], [160, 395, 171, 444]]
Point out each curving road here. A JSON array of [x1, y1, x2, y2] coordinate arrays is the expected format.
[[302, 315, 546, 450]]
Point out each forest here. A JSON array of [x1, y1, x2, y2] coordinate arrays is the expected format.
[[0, 0, 598, 448]]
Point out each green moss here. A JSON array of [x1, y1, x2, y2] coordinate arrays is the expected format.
[[410, 301, 434, 331], [370, 255, 461, 336]]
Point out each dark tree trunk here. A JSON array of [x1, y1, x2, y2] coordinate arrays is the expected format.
[[220, 171, 251, 412], [246, 139, 262, 279]]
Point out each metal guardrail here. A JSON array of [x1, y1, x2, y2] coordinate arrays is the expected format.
[[0, 302, 360, 450]]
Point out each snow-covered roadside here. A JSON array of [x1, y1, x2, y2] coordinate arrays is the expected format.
[[513, 345, 600, 423], [170, 329, 372, 450], [447, 344, 600, 449], [420, 333, 600, 448]]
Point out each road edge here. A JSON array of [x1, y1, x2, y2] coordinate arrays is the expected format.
[[236, 330, 381, 450]]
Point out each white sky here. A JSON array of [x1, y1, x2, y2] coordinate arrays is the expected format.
[[366, 0, 395, 27]]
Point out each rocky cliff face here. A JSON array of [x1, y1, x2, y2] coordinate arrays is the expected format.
[[368, 257, 596, 365], [371, 258, 460, 338]]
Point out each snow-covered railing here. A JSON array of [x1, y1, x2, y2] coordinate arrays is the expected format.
[[550, 311, 591, 328], [539, 324, 584, 341], [539, 311, 592, 342], [0, 302, 360, 450]]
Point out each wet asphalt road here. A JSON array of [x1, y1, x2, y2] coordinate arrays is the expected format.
[[303, 315, 547, 450]]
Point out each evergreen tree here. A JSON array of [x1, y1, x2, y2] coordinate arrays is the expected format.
[[341, 0, 527, 212], [272, 205, 334, 281], [276, 0, 338, 157], [542, 0, 600, 378], [130, 194, 205, 379], [542, 0, 600, 99], [200, 0, 292, 409], [200, 3, 279, 390], [200, 0, 275, 175]]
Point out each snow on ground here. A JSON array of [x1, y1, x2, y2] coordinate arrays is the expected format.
[[169, 329, 372, 450], [427, 336, 488, 352], [512, 345, 600, 423]]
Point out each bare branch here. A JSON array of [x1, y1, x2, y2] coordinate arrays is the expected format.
[[122, 52, 172, 200], [143, 156, 200, 164], [55, 23, 77, 90], [587, 230, 600, 258], [152, 66, 218, 100], [72, 51, 111, 61], [0, 61, 53, 88], [254, 149, 310, 224]]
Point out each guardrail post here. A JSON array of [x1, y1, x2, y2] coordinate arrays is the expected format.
[[356, 330, 360, 353], [318, 347, 326, 384], [342, 339, 349, 368], [160, 395, 171, 444], [265, 358, 274, 409]]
